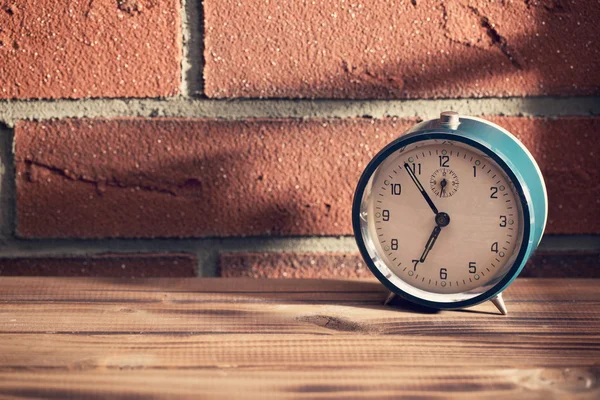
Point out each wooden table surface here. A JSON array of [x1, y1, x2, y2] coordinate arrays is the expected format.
[[0, 277, 598, 399]]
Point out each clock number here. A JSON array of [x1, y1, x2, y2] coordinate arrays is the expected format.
[[412, 259, 419, 271], [391, 239, 398, 250], [473, 166, 477, 177], [439, 268, 447, 280], [499, 216, 507, 227], [469, 261, 477, 274], [390, 183, 402, 196], [439, 156, 449, 167], [490, 187, 498, 198], [412, 163, 421, 175], [491, 242, 499, 253], [382, 210, 390, 221]]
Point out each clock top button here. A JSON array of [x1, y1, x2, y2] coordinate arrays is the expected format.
[[440, 111, 460, 130]]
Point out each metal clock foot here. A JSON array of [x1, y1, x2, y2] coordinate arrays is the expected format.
[[383, 292, 397, 305], [491, 293, 508, 315]]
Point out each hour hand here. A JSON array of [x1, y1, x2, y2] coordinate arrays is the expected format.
[[419, 225, 441, 263], [404, 163, 439, 215]]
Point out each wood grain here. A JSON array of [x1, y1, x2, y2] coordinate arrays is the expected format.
[[0, 277, 598, 399]]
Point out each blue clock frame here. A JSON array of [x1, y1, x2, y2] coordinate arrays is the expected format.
[[352, 115, 547, 310]]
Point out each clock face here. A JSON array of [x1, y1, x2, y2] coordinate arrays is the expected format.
[[356, 136, 526, 304]]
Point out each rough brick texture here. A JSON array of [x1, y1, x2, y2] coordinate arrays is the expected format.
[[520, 251, 600, 278], [0, 253, 196, 277], [204, 0, 600, 99], [15, 117, 600, 238], [0, 0, 180, 99], [220, 253, 371, 279], [487, 117, 600, 233], [219, 251, 600, 279]]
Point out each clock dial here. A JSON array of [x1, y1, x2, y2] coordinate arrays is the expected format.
[[361, 139, 525, 299]]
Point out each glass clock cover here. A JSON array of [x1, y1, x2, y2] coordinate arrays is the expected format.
[[356, 134, 529, 306]]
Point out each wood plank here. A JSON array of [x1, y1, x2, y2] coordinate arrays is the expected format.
[[0, 277, 598, 399], [0, 277, 596, 299], [1, 368, 599, 400], [1, 300, 599, 335], [0, 334, 598, 369]]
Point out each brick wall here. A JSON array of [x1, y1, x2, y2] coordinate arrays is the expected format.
[[0, 0, 598, 278]]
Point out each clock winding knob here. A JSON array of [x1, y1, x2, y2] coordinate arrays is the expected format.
[[439, 111, 460, 130]]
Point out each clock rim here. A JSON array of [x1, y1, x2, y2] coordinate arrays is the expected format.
[[352, 131, 532, 310]]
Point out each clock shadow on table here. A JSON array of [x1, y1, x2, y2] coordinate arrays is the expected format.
[[377, 293, 502, 316], [383, 297, 440, 315]]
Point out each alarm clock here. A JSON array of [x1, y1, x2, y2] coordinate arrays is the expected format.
[[352, 112, 547, 315]]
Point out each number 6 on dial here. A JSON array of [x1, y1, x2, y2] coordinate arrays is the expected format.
[[353, 112, 547, 315]]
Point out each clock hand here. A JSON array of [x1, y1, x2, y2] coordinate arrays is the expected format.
[[440, 178, 447, 197], [404, 162, 439, 215], [419, 225, 441, 263]]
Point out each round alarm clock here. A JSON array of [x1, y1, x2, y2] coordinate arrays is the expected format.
[[352, 112, 547, 315]]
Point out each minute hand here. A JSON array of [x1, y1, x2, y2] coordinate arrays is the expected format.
[[404, 163, 439, 215]]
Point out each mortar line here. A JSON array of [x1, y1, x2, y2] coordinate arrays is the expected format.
[[180, 0, 204, 97], [0, 96, 599, 127], [179, 0, 189, 96], [0, 126, 15, 238]]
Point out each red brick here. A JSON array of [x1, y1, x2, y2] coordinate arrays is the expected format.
[[14, 118, 412, 238], [219, 251, 600, 279], [0, 0, 180, 99], [14, 117, 600, 238], [521, 251, 600, 278], [486, 117, 600, 234], [0, 253, 197, 277], [204, 0, 600, 98], [220, 252, 371, 279]]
